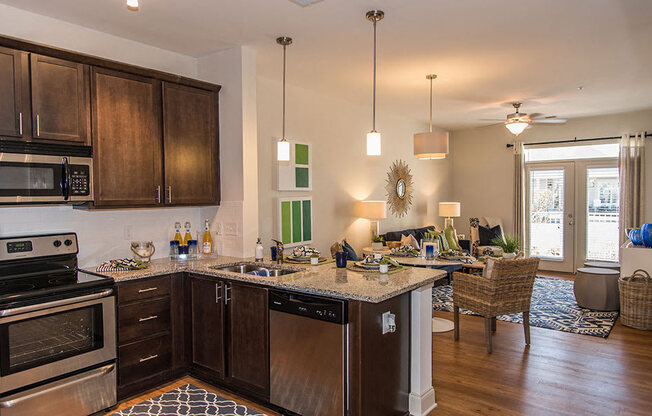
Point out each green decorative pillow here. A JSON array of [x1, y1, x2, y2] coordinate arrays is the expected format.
[[444, 226, 461, 251]]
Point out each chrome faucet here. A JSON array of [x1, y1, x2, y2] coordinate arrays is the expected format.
[[272, 239, 284, 265]]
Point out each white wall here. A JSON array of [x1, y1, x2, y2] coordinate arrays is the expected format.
[[450, 108, 652, 238], [256, 76, 453, 256], [0, 4, 202, 267]]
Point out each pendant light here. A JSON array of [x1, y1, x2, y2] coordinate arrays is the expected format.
[[414, 74, 449, 160], [126, 0, 139, 10], [366, 10, 384, 156], [276, 36, 293, 162]]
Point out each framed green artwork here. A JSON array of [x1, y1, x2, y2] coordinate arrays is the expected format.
[[277, 140, 312, 191], [278, 197, 313, 246]]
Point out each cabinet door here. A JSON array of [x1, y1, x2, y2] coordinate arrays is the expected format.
[[227, 282, 269, 395], [162, 82, 219, 205], [0, 47, 29, 139], [30, 54, 90, 144], [190, 275, 225, 379], [91, 67, 163, 207]]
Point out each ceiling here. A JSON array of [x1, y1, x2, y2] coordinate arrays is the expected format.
[[2, 0, 652, 130]]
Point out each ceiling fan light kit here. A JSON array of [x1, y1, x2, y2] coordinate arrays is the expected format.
[[366, 10, 384, 156], [277, 36, 293, 162], [126, 0, 139, 11], [414, 74, 449, 159], [502, 102, 567, 136]]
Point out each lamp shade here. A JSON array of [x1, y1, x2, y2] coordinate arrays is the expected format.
[[439, 202, 460, 217], [277, 139, 290, 161], [366, 131, 381, 156], [356, 200, 387, 219], [505, 121, 528, 136], [414, 129, 449, 159]]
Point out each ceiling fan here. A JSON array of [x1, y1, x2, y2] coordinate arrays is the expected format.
[[487, 102, 567, 136]]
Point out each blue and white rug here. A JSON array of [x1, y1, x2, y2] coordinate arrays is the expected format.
[[432, 277, 618, 338], [111, 384, 267, 416]]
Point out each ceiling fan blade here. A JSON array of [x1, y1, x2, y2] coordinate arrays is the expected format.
[[531, 118, 567, 124], [528, 113, 544, 119]]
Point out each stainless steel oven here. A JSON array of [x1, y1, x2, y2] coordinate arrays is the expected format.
[[0, 233, 115, 416], [0, 153, 93, 204]]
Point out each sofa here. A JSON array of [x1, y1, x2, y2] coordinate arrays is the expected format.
[[382, 225, 437, 245]]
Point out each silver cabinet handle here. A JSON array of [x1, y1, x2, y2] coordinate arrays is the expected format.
[[138, 287, 158, 293], [156, 185, 161, 203], [215, 282, 222, 303], [36, 114, 40, 136], [139, 354, 158, 363], [224, 283, 231, 305], [18, 112, 23, 135], [138, 315, 158, 322], [167, 186, 172, 203]]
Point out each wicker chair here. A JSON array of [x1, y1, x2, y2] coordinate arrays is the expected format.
[[453, 257, 540, 353]]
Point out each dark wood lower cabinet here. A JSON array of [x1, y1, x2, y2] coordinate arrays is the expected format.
[[227, 282, 269, 397], [189, 274, 225, 379]]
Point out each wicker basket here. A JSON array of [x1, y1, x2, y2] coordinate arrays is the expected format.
[[619, 269, 652, 330]]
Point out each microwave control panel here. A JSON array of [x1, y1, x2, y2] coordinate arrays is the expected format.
[[70, 165, 91, 196]]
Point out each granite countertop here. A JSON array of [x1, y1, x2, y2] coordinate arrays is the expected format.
[[85, 255, 446, 303]]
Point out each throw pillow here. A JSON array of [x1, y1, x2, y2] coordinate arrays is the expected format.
[[342, 239, 358, 261], [478, 225, 503, 246], [443, 225, 461, 251], [400, 234, 420, 249], [434, 232, 449, 252]]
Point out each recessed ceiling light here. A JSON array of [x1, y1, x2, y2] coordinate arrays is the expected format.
[[126, 0, 139, 11], [288, 0, 323, 7]]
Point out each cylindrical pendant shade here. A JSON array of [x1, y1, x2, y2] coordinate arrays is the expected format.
[[356, 200, 387, 219], [277, 139, 290, 161], [367, 131, 381, 156], [414, 130, 449, 160], [439, 202, 460, 217]]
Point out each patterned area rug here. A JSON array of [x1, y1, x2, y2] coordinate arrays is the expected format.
[[432, 277, 618, 338], [111, 384, 267, 416]]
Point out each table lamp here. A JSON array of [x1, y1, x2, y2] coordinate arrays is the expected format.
[[356, 200, 387, 238], [439, 202, 460, 229]]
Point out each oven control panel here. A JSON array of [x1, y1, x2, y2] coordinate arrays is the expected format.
[[0, 233, 78, 261], [70, 165, 91, 196]]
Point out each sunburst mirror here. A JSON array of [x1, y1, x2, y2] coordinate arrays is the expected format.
[[385, 160, 413, 218]]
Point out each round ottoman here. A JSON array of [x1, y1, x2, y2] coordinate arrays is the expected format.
[[574, 267, 620, 311], [584, 261, 620, 271]]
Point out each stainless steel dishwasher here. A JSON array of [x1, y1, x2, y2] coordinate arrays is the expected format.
[[269, 290, 348, 416]]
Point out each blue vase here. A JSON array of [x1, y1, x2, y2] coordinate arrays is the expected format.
[[629, 228, 644, 246], [641, 224, 652, 248]]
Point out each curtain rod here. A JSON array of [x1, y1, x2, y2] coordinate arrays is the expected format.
[[505, 132, 651, 148]]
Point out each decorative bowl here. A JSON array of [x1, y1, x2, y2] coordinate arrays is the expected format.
[[641, 224, 652, 248], [628, 229, 644, 246]]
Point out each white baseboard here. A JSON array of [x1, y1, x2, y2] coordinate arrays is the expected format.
[[409, 387, 437, 416]]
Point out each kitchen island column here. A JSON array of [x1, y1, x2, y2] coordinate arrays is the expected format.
[[410, 282, 437, 415]]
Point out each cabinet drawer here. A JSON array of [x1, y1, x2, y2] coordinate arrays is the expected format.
[[118, 297, 170, 343], [118, 334, 171, 386], [117, 276, 171, 304]]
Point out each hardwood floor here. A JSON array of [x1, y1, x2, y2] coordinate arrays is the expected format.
[[114, 274, 652, 416], [430, 273, 652, 416]]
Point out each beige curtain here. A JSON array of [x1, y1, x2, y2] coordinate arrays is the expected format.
[[619, 133, 646, 245], [513, 142, 526, 254]]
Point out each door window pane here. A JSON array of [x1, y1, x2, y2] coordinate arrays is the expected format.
[[529, 170, 564, 259], [586, 168, 619, 261], [525, 143, 619, 162]]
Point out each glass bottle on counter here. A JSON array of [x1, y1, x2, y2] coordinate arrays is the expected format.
[[202, 219, 213, 254], [183, 222, 192, 245], [173, 222, 182, 244]]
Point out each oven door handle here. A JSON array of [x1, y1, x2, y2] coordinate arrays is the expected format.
[[0, 288, 113, 317], [0, 363, 115, 408]]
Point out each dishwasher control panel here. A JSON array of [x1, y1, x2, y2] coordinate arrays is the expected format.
[[269, 290, 347, 324]]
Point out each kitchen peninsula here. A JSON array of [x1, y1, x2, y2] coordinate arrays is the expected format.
[[89, 256, 446, 416]]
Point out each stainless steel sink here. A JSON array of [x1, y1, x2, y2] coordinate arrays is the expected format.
[[210, 262, 298, 277]]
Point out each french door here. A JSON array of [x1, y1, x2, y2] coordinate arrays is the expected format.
[[525, 159, 620, 272], [526, 162, 575, 272]]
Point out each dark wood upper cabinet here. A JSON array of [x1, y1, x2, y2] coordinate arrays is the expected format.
[[162, 82, 219, 205], [91, 67, 162, 207], [0, 47, 29, 139], [30, 54, 90, 144], [227, 282, 269, 396], [190, 275, 225, 379]]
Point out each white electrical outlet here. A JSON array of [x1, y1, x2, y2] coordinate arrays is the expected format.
[[224, 222, 238, 236], [123, 225, 134, 240], [382, 311, 396, 334], [215, 223, 223, 236]]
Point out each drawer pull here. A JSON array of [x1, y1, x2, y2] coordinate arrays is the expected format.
[[138, 287, 158, 293], [138, 315, 158, 322], [139, 354, 158, 363]]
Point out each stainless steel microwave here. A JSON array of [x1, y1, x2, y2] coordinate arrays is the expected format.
[[0, 152, 93, 204]]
